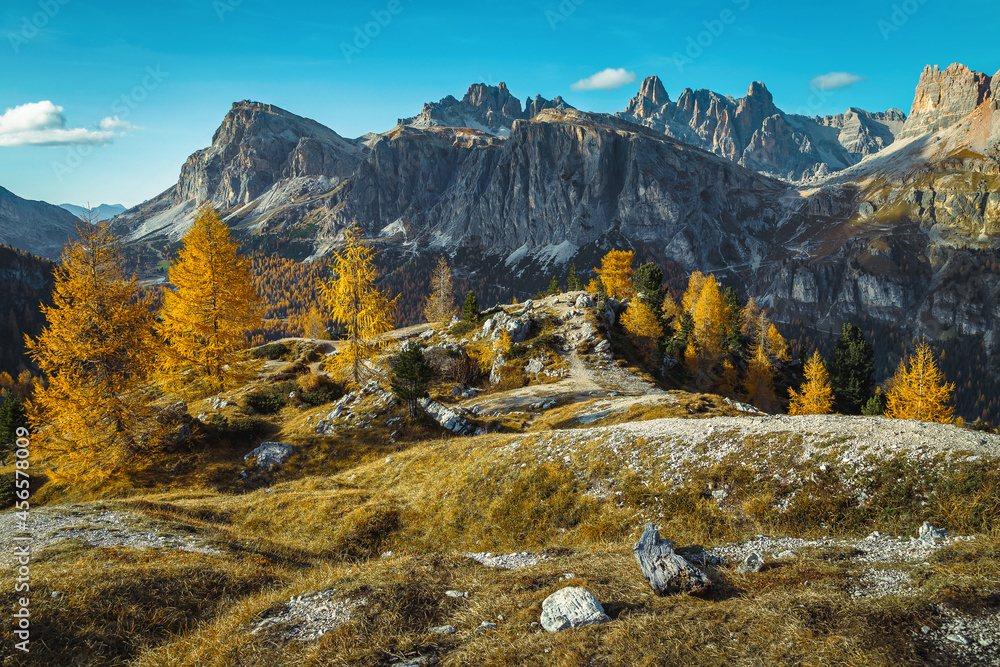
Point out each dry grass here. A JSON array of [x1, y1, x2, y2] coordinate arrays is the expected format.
[[11, 333, 1000, 666]]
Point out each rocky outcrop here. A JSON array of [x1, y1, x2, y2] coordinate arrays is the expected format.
[[816, 108, 907, 158], [0, 185, 78, 259], [899, 64, 993, 138], [619, 76, 904, 181], [399, 83, 574, 135], [111, 101, 362, 242]]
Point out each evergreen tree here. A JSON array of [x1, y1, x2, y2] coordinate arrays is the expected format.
[[25, 222, 160, 481], [320, 224, 398, 385], [862, 391, 887, 416], [546, 275, 560, 296], [788, 351, 835, 415], [390, 341, 433, 418], [462, 290, 480, 322], [885, 342, 955, 423], [0, 395, 27, 463], [634, 262, 664, 311], [827, 323, 876, 414], [157, 204, 263, 395], [565, 263, 582, 291]]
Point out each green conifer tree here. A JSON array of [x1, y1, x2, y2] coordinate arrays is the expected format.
[[566, 264, 582, 291], [462, 290, 480, 322], [390, 341, 433, 418], [827, 323, 876, 414]]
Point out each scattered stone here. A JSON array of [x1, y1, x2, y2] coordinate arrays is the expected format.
[[243, 442, 293, 470], [776, 550, 796, 559], [575, 294, 595, 308], [735, 552, 765, 574], [250, 589, 363, 641], [633, 523, 712, 595], [594, 339, 611, 354], [478, 621, 498, 632], [396, 656, 431, 667], [464, 551, 551, 569], [418, 398, 478, 435], [444, 590, 467, 598], [419, 329, 436, 340], [539, 586, 610, 633], [526, 357, 545, 374], [429, 625, 456, 635], [918, 522, 948, 542]]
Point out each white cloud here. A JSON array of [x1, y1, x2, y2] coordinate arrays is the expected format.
[[571, 67, 637, 92], [810, 72, 864, 91], [0, 101, 137, 147], [97, 116, 140, 132]]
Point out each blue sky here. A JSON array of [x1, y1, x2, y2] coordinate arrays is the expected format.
[[1, 0, 997, 207]]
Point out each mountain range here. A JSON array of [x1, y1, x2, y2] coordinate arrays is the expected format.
[[58, 203, 127, 222], [4, 62, 1000, 415]]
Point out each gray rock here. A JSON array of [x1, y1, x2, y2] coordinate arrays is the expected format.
[[918, 522, 948, 542], [444, 590, 467, 598], [539, 586, 610, 632], [633, 523, 712, 595], [244, 442, 293, 469], [478, 621, 497, 632], [594, 339, 611, 354], [418, 399, 477, 435], [526, 357, 545, 374], [428, 625, 455, 635], [575, 294, 595, 308], [735, 552, 765, 574], [489, 355, 506, 385]]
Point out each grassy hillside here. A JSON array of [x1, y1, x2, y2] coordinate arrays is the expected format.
[[2, 296, 999, 666]]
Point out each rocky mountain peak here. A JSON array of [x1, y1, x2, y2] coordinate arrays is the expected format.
[[625, 75, 670, 119], [899, 63, 993, 138], [525, 94, 574, 119], [992, 68, 1000, 108], [462, 82, 523, 120]]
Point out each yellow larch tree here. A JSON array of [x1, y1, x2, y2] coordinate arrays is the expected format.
[[157, 204, 263, 396], [595, 249, 635, 299], [661, 292, 679, 329], [25, 222, 160, 482], [692, 274, 725, 361], [788, 351, 834, 415], [682, 270, 706, 314], [423, 256, 456, 326], [745, 344, 778, 413], [885, 342, 955, 423], [321, 224, 399, 385], [622, 300, 663, 363], [299, 305, 327, 339]]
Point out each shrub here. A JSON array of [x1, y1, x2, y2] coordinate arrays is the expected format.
[[243, 387, 286, 414], [250, 342, 291, 360], [449, 321, 476, 337]]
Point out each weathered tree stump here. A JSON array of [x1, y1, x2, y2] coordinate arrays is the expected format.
[[633, 523, 712, 595]]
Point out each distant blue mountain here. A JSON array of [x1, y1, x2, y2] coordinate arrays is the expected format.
[[58, 203, 127, 222]]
